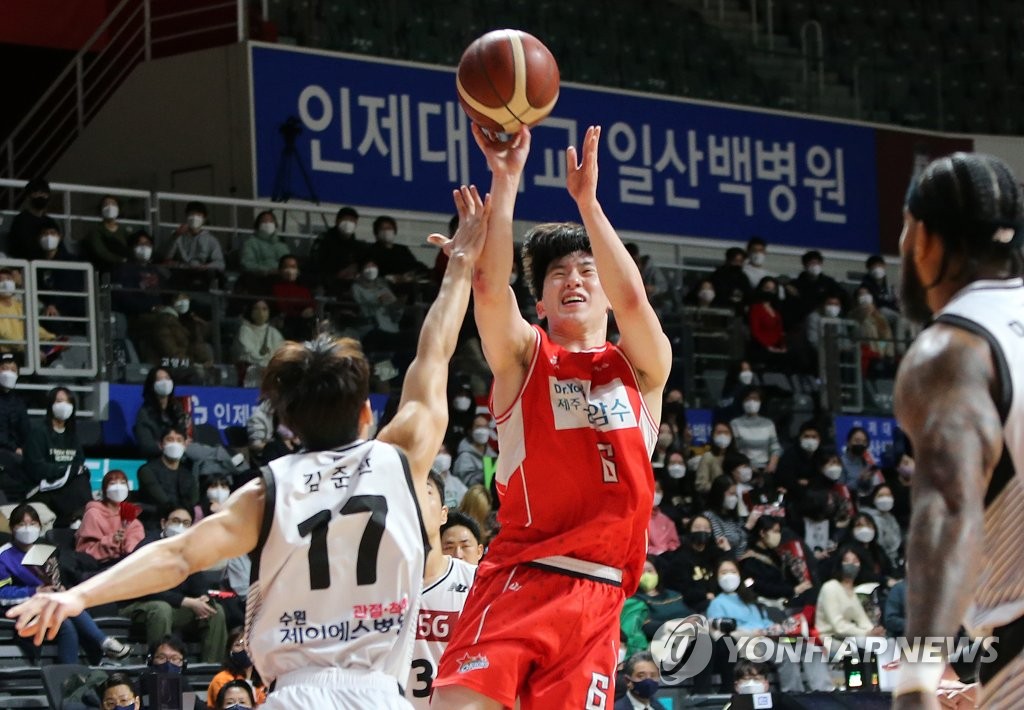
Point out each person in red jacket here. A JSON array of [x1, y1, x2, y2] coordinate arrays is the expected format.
[[748, 276, 788, 371], [75, 470, 144, 566]]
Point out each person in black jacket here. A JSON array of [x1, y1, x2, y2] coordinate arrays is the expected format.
[[135, 427, 198, 529], [785, 250, 847, 320], [25, 387, 90, 526], [0, 353, 31, 499], [739, 516, 817, 609], [6, 177, 58, 260], [656, 515, 730, 614], [773, 419, 824, 502]]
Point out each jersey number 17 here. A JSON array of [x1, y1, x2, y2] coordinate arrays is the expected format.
[[297, 495, 389, 589]]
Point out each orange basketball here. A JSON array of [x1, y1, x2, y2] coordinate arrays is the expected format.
[[456, 29, 560, 143]]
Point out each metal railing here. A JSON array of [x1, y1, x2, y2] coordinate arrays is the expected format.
[[800, 20, 825, 101]]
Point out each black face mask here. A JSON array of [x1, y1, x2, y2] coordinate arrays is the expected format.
[[30, 196, 49, 211], [690, 531, 712, 546], [848, 444, 867, 457]]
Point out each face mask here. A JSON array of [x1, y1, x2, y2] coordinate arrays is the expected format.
[[282, 267, 299, 281], [713, 433, 732, 449], [824, 304, 841, 318], [690, 530, 712, 546], [723, 494, 739, 510], [258, 221, 276, 236], [764, 530, 781, 548], [0, 280, 14, 296], [187, 214, 204, 230], [151, 661, 182, 674], [69, 519, 82, 531], [30, 196, 49, 211], [743, 399, 761, 415], [14, 525, 40, 545], [853, 526, 875, 543], [52, 401, 74, 421], [652, 492, 663, 507], [738, 370, 754, 385], [807, 263, 823, 277], [698, 288, 715, 304], [841, 562, 861, 579], [0, 371, 17, 390], [163, 441, 186, 461], [749, 252, 766, 267], [230, 649, 252, 668], [858, 293, 873, 306], [102, 204, 119, 221], [800, 436, 819, 453], [657, 432, 674, 448], [823, 464, 843, 481], [639, 571, 659, 592], [163, 523, 186, 538], [667, 463, 686, 479], [362, 266, 379, 280], [874, 496, 895, 512], [134, 245, 153, 262], [113, 704, 135, 710], [736, 679, 768, 695], [106, 483, 129, 503], [870, 266, 886, 280], [736, 466, 753, 483], [207, 487, 230, 504], [631, 678, 659, 700], [173, 299, 190, 314], [848, 443, 867, 457], [153, 379, 174, 397], [434, 453, 452, 472], [471, 427, 490, 446], [378, 228, 396, 244], [338, 220, 356, 235], [719, 572, 741, 593], [40, 234, 60, 252], [453, 395, 472, 412]]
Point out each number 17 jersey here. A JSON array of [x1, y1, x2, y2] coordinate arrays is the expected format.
[[246, 440, 428, 686]]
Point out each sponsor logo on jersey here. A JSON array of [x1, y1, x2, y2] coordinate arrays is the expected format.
[[548, 377, 638, 433], [508, 582, 523, 592], [417, 610, 459, 641], [446, 582, 470, 593], [456, 653, 489, 673]]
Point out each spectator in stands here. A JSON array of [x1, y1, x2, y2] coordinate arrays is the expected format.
[[240, 210, 289, 275], [434, 443, 467, 509], [214, 680, 257, 709], [729, 388, 781, 475], [786, 250, 846, 319], [650, 422, 676, 474], [452, 413, 493, 488], [858, 254, 899, 318], [729, 660, 804, 708], [625, 242, 670, 314], [367, 215, 428, 280], [0, 503, 129, 662], [805, 293, 844, 350], [441, 510, 485, 565], [851, 285, 896, 376], [233, 299, 284, 385], [717, 360, 759, 421], [860, 484, 902, 569], [36, 223, 89, 339], [882, 450, 914, 530], [648, 480, 680, 556], [99, 672, 141, 710], [207, 629, 267, 707], [146, 634, 188, 674], [704, 474, 748, 555], [812, 451, 856, 533], [351, 258, 405, 347], [120, 508, 228, 662], [244, 399, 274, 461], [683, 277, 716, 308], [621, 559, 688, 659], [165, 201, 225, 290], [844, 513, 898, 589], [271, 254, 316, 340], [774, 420, 823, 500], [614, 651, 668, 710], [839, 426, 878, 495], [0, 267, 53, 354], [81, 195, 131, 271], [458, 484, 494, 544], [740, 516, 816, 608], [75, 469, 145, 566], [747, 276, 788, 370], [130, 294, 212, 369], [657, 515, 726, 614], [25, 387, 90, 526], [883, 577, 907, 637], [200, 475, 232, 519], [309, 206, 365, 287], [7, 177, 58, 260], [742, 236, 774, 288], [814, 547, 884, 645], [710, 246, 751, 310], [790, 488, 842, 579], [0, 353, 29, 494], [111, 230, 165, 317], [136, 427, 198, 525]]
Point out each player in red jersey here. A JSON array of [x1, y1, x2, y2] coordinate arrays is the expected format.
[[432, 125, 672, 709]]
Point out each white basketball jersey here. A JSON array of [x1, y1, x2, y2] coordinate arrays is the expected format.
[[246, 440, 428, 687], [935, 278, 1024, 632], [405, 556, 477, 707]]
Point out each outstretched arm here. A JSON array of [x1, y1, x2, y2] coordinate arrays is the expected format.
[[377, 185, 490, 481], [892, 324, 999, 708], [566, 126, 672, 414], [6, 479, 264, 645]]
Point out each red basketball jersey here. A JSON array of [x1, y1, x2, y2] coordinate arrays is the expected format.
[[487, 325, 658, 592]]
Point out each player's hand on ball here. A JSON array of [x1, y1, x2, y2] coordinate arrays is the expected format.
[[471, 123, 531, 178], [427, 185, 491, 265], [566, 125, 601, 205], [7, 590, 86, 646]]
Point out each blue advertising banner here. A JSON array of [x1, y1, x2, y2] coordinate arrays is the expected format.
[[833, 414, 898, 463], [687, 408, 713, 447], [251, 44, 881, 250]]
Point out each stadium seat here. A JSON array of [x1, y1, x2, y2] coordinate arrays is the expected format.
[[40, 664, 89, 710]]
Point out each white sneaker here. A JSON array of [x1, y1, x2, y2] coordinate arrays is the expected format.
[[102, 637, 130, 659]]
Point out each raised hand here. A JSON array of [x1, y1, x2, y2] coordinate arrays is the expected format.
[[7, 590, 86, 645], [426, 185, 492, 265], [566, 125, 601, 205], [471, 123, 532, 179]]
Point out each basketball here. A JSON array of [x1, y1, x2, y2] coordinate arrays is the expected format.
[[456, 29, 560, 143]]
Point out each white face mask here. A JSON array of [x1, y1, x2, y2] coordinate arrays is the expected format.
[[698, 288, 715, 304], [653, 491, 663, 506], [106, 483, 129, 503], [713, 433, 732, 449], [0, 280, 14, 296], [743, 399, 761, 415], [719, 572, 741, 593], [69, 519, 81, 531], [736, 679, 768, 695], [723, 493, 739, 510], [338, 220, 356, 235], [378, 228, 396, 244], [824, 304, 841, 318], [870, 266, 886, 280], [0, 370, 17, 390], [807, 263, 823, 277], [433, 453, 452, 472], [738, 370, 754, 385], [134, 245, 153, 262], [101, 204, 119, 221], [453, 395, 472, 412], [800, 436, 820, 453], [749, 252, 766, 267], [362, 266, 379, 281], [163, 523, 186, 538], [173, 299, 190, 314], [667, 463, 686, 479], [874, 496, 895, 512], [258, 221, 276, 236], [737, 466, 753, 483], [163, 441, 186, 461], [471, 427, 490, 445], [853, 526, 875, 543], [52, 401, 73, 421], [40, 234, 60, 252], [153, 379, 174, 397], [207, 487, 230, 504], [187, 214, 204, 230], [858, 293, 873, 306], [14, 525, 40, 546], [823, 464, 843, 481]]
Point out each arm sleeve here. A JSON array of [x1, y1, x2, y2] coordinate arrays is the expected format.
[[0, 553, 39, 599]]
